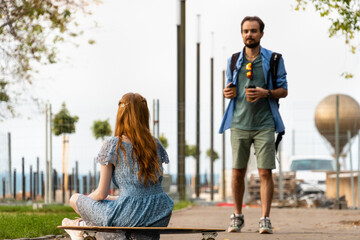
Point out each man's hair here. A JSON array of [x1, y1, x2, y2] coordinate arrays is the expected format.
[[241, 16, 265, 33]]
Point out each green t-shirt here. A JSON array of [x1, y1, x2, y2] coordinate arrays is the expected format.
[[231, 55, 275, 130]]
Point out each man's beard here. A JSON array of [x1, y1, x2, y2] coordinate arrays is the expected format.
[[245, 40, 260, 48]]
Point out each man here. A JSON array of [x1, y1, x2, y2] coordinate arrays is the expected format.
[[219, 16, 288, 234]]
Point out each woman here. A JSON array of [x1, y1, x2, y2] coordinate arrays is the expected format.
[[62, 93, 174, 240]]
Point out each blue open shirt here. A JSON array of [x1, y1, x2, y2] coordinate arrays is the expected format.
[[219, 46, 288, 134]]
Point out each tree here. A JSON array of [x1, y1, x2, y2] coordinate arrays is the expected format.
[[206, 148, 219, 162], [295, 0, 360, 55], [159, 133, 169, 149], [185, 144, 197, 158], [91, 119, 112, 141], [53, 103, 79, 135], [0, 0, 97, 120], [53, 102, 78, 191]]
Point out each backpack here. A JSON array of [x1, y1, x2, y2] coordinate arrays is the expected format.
[[230, 51, 282, 90], [230, 51, 284, 152]]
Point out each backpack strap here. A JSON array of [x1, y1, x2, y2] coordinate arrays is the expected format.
[[230, 52, 240, 73], [267, 52, 282, 89], [269, 52, 284, 154], [275, 131, 285, 153]]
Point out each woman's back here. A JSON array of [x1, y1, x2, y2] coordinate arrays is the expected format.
[[97, 137, 168, 197], [76, 136, 173, 227]]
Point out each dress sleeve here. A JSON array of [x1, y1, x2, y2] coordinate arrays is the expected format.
[[156, 139, 169, 164], [94, 137, 119, 165]]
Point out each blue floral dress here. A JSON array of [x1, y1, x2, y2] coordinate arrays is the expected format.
[[76, 137, 174, 228]]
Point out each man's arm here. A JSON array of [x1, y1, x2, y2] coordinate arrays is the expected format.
[[246, 87, 287, 103], [223, 57, 236, 99], [268, 88, 287, 99]]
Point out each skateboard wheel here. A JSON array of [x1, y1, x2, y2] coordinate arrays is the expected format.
[[84, 236, 96, 240]]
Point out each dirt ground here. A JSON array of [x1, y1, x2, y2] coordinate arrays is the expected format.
[[163, 205, 360, 240]]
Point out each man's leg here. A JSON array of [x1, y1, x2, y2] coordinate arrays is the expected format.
[[232, 168, 247, 214], [258, 168, 273, 217], [229, 128, 251, 232], [228, 168, 247, 232], [253, 129, 275, 234]]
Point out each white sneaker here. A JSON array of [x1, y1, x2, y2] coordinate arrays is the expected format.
[[259, 217, 273, 234], [62, 218, 86, 240], [227, 213, 245, 233]]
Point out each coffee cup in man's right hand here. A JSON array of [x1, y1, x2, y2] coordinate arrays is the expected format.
[[226, 83, 237, 98], [245, 85, 256, 102]]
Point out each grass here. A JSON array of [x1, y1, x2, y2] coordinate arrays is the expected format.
[[173, 200, 193, 211], [0, 204, 79, 239], [0, 201, 192, 239]]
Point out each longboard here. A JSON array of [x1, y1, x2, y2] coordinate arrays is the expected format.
[[58, 226, 225, 240]]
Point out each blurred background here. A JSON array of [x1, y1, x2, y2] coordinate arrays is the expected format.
[[0, 0, 359, 207]]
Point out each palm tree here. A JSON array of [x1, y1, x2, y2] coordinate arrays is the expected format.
[[185, 143, 198, 195], [53, 103, 78, 191], [206, 148, 219, 162]]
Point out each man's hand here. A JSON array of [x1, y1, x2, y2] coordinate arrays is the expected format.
[[246, 87, 267, 103], [246, 87, 288, 103], [223, 83, 236, 99]]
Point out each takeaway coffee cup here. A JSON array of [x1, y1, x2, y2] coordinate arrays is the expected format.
[[245, 85, 256, 102], [227, 83, 237, 98]]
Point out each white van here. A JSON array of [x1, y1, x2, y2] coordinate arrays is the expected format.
[[289, 155, 335, 195]]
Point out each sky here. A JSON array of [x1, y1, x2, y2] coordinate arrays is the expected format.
[[1, 0, 360, 178]]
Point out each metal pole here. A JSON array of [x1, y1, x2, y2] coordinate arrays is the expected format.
[[45, 104, 49, 204], [156, 100, 159, 138], [22, 157, 25, 201], [62, 173, 65, 203], [222, 69, 226, 201], [53, 170, 57, 201], [2, 178, 5, 199], [88, 171, 92, 193], [152, 100, 155, 137], [177, 0, 186, 201], [34, 172, 37, 200], [41, 171, 44, 199], [210, 32, 215, 201], [335, 95, 340, 207], [195, 14, 201, 199], [279, 142, 284, 203], [49, 104, 53, 203], [72, 168, 75, 195], [13, 169, 16, 200], [93, 161, 96, 190], [152, 99, 160, 138], [83, 176, 87, 195], [76, 161, 79, 193], [46, 161, 49, 201], [36, 157, 39, 198], [30, 165, 33, 200], [7, 132, 12, 198], [347, 130, 355, 209]]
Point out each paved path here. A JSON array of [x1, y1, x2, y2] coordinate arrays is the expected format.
[[60, 205, 360, 240], [163, 205, 360, 240]]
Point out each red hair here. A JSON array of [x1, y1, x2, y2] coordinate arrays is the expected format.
[[114, 93, 161, 186]]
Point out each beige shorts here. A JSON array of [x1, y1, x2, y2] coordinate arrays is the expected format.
[[230, 128, 276, 169]]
